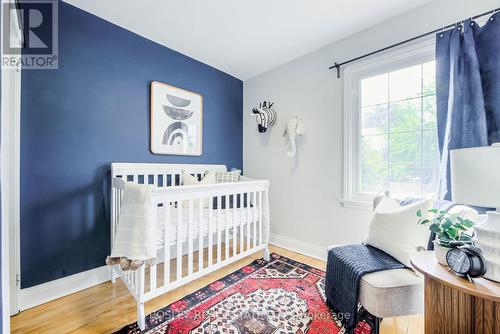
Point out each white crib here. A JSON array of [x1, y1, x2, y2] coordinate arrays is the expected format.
[[110, 163, 270, 330]]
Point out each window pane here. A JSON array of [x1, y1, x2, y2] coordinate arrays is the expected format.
[[362, 164, 388, 193], [422, 163, 439, 194], [389, 163, 421, 196], [423, 95, 436, 129], [423, 61, 436, 95], [357, 58, 437, 198], [389, 131, 421, 164], [390, 99, 421, 132], [362, 104, 388, 136], [361, 135, 388, 193], [389, 64, 422, 102], [422, 129, 439, 194], [423, 129, 439, 164], [361, 73, 388, 107]]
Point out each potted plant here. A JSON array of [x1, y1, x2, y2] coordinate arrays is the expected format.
[[417, 208, 475, 265]]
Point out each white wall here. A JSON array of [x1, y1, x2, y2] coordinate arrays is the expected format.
[[243, 0, 499, 258]]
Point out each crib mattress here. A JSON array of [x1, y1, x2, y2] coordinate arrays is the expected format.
[[155, 206, 260, 248]]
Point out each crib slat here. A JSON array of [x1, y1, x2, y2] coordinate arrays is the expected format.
[[150, 264, 157, 292], [240, 193, 244, 254], [188, 200, 194, 276], [115, 189, 119, 230], [246, 192, 250, 251], [253, 191, 257, 248], [217, 196, 222, 264], [136, 266, 145, 298], [164, 203, 170, 286], [116, 189, 122, 235], [198, 198, 204, 271], [176, 201, 183, 280], [111, 188, 116, 248], [232, 193, 237, 257], [225, 195, 230, 260], [208, 197, 213, 267], [259, 191, 263, 246]]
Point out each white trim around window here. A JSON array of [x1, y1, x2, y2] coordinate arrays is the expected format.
[[340, 37, 436, 210]]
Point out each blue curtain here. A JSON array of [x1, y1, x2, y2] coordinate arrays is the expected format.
[[436, 12, 500, 200]]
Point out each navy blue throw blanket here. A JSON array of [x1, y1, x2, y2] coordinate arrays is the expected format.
[[325, 245, 406, 332]]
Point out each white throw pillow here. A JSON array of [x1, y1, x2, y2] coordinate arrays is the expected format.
[[366, 194, 435, 268], [215, 170, 241, 183]]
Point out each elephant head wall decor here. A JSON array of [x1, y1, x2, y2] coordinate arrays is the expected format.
[[251, 101, 277, 133], [283, 116, 306, 157]]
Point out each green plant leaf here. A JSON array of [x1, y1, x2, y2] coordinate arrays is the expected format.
[[419, 219, 430, 225], [446, 227, 458, 239], [416, 210, 422, 217], [428, 208, 438, 214], [429, 223, 441, 233], [442, 220, 453, 229], [462, 219, 474, 228]]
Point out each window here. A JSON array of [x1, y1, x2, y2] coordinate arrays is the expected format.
[[342, 38, 439, 209]]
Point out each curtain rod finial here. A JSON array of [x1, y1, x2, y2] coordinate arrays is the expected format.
[[335, 63, 341, 78]]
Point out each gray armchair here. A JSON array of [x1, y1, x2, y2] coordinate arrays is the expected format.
[[328, 195, 424, 333]]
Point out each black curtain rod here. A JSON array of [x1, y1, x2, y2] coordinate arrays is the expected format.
[[329, 7, 500, 78]]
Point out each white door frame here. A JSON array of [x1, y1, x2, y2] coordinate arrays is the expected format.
[[1, 0, 23, 327]]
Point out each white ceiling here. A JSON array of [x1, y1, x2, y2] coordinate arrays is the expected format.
[[63, 0, 432, 80]]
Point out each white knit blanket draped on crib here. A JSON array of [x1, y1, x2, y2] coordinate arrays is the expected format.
[[111, 183, 157, 261]]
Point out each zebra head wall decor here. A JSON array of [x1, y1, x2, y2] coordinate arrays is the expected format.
[[252, 101, 277, 133]]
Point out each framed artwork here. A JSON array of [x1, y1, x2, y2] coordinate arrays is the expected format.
[[150, 81, 203, 155]]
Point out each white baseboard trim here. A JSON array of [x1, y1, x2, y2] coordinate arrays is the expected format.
[[18, 236, 326, 311], [20, 265, 110, 311], [269, 233, 327, 261]]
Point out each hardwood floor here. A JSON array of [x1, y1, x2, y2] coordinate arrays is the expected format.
[[11, 245, 423, 333]]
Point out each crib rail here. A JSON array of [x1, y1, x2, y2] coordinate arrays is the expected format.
[[109, 163, 269, 330]]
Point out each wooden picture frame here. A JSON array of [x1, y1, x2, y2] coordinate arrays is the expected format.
[[150, 81, 203, 155]]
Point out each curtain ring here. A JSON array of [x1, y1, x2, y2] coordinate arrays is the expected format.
[[439, 27, 445, 38]]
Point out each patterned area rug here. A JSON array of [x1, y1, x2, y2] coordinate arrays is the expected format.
[[116, 254, 375, 334]]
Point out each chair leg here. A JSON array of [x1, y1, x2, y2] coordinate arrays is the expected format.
[[374, 316, 382, 334]]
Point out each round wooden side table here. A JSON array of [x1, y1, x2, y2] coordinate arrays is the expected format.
[[411, 251, 500, 334]]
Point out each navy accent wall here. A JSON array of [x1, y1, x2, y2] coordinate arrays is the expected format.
[[20, 2, 243, 288]]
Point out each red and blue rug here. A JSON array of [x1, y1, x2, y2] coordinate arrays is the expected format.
[[117, 253, 375, 334]]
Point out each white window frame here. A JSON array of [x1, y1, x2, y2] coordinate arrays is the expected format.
[[340, 37, 436, 210]]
